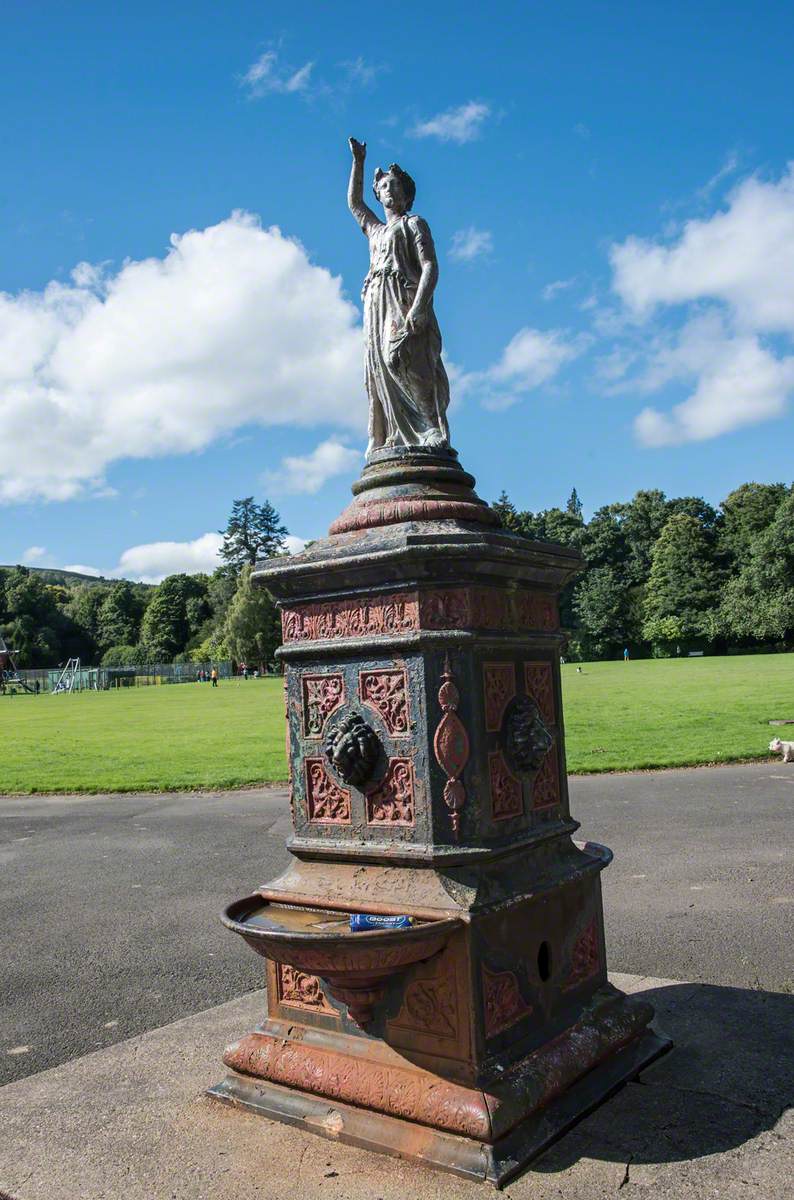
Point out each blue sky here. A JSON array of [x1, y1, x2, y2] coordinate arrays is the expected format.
[[4, 1, 794, 580]]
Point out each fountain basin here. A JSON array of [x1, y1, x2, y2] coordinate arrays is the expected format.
[[221, 895, 462, 1026]]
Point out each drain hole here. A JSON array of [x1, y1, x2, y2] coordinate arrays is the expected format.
[[537, 941, 552, 982]]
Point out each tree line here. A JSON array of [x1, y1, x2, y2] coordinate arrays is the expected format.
[[0, 498, 287, 670], [493, 481, 794, 659], [3, 481, 792, 670]]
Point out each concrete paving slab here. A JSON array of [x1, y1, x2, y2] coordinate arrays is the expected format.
[[0, 974, 791, 1200]]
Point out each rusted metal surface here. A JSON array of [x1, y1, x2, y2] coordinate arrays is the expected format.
[[211, 447, 669, 1183], [221, 894, 460, 1028], [220, 984, 656, 1142]]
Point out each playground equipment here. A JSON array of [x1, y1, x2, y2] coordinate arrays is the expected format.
[[52, 658, 81, 694], [0, 634, 36, 694]]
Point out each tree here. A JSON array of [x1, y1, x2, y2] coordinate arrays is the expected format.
[[621, 490, 670, 586], [0, 567, 63, 666], [579, 505, 630, 575], [96, 582, 142, 651], [714, 489, 794, 642], [642, 514, 720, 649], [223, 565, 281, 669], [718, 482, 788, 569], [492, 491, 521, 532], [566, 488, 583, 519], [219, 497, 288, 574], [67, 585, 106, 654], [139, 575, 209, 661], [543, 506, 584, 548], [101, 644, 147, 667], [666, 496, 720, 543], [573, 567, 634, 659]]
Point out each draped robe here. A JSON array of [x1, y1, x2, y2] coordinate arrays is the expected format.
[[362, 214, 450, 453]]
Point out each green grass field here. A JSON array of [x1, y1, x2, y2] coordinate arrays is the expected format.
[[1, 655, 791, 793]]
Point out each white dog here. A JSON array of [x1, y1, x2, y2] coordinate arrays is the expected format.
[[769, 737, 794, 763]]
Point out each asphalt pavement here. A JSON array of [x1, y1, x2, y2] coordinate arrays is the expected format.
[[1, 763, 792, 1086]]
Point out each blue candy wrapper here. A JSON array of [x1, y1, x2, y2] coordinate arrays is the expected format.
[[349, 913, 414, 931]]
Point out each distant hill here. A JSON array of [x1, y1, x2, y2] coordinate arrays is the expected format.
[[0, 565, 117, 587]]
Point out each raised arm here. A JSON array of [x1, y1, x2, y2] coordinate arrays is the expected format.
[[348, 137, 381, 235]]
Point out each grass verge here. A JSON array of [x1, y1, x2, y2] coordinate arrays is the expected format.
[[1, 655, 791, 793]]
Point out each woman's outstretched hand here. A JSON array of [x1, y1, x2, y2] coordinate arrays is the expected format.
[[349, 137, 367, 162]]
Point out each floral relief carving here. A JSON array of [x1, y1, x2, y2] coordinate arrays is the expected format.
[[283, 587, 558, 641], [489, 751, 523, 821], [524, 661, 555, 725], [282, 593, 420, 643], [420, 588, 471, 630], [366, 757, 415, 825], [276, 965, 336, 1015], [391, 962, 459, 1039], [532, 748, 560, 810], [470, 588, 511, 629], [302, 673, 345, 737], [483, 662, 516, 732], [513, 590, 559, 632], [304, 758, 351, 824], [563, 918, 600, 991], [359, 667, 410, 735], [223, 1034, 491, 1139], [482, 964, 533, 1038], [420, 587, 558, 633]]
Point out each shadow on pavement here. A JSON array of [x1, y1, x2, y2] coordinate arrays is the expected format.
[[532, 981, 794, 1176]]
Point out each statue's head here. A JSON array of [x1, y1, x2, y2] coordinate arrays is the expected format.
[[373, 163, 416, 214]]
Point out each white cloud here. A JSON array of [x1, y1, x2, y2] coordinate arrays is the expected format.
[[410, 101, 490, 144], [64, 530, 311, 585], [542, 278, 576, 301], [461, 327, 585, 412], [241, 51, 314, 98], [115, 533, 224, 583], [263, 438, 361, 495], [0, 212, 363, 503], [449, 227, 493, 262], [62, 563, 104, 578], [697, 150, 740, 202], [22, 545, 47, 563], [608, 164, 794, 444], [633, 313, 794, 446], [340, 58, 383, 87], [611, 164, 794, 334]]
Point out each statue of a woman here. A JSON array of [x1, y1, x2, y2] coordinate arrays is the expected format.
[[348, 137, 450, 458]]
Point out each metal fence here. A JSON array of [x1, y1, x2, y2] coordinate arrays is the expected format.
[[8, 661, 236, 693]]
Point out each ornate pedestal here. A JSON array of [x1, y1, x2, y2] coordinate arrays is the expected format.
[[209, 448, 669, 1186]]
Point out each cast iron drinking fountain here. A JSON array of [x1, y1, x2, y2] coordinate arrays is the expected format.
[[208, 138, 670, 1186]]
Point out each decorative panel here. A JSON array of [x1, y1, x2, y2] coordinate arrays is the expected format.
[[563, 918, 600, 992], [282, 594, 419, 642], [482, 964, 533, 1037], [524, 661, 555, 726], [304, 758, 351, 824], [301, 673, 345, 737], [282, 586, 558, 642], [532, 748, 560, 810], [276, 964, 336, 1015], [390, 956, 459, 1039], [482, 661, 516, 732], [366, 757, 415, 826], [359, 667, 410, 735], [489, 750, 523, 821]]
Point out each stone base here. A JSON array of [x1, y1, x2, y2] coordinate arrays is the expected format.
[[209, 1027, 670, 1187]]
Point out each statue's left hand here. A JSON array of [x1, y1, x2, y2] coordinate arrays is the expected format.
[[405, 308, 428, 334]]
